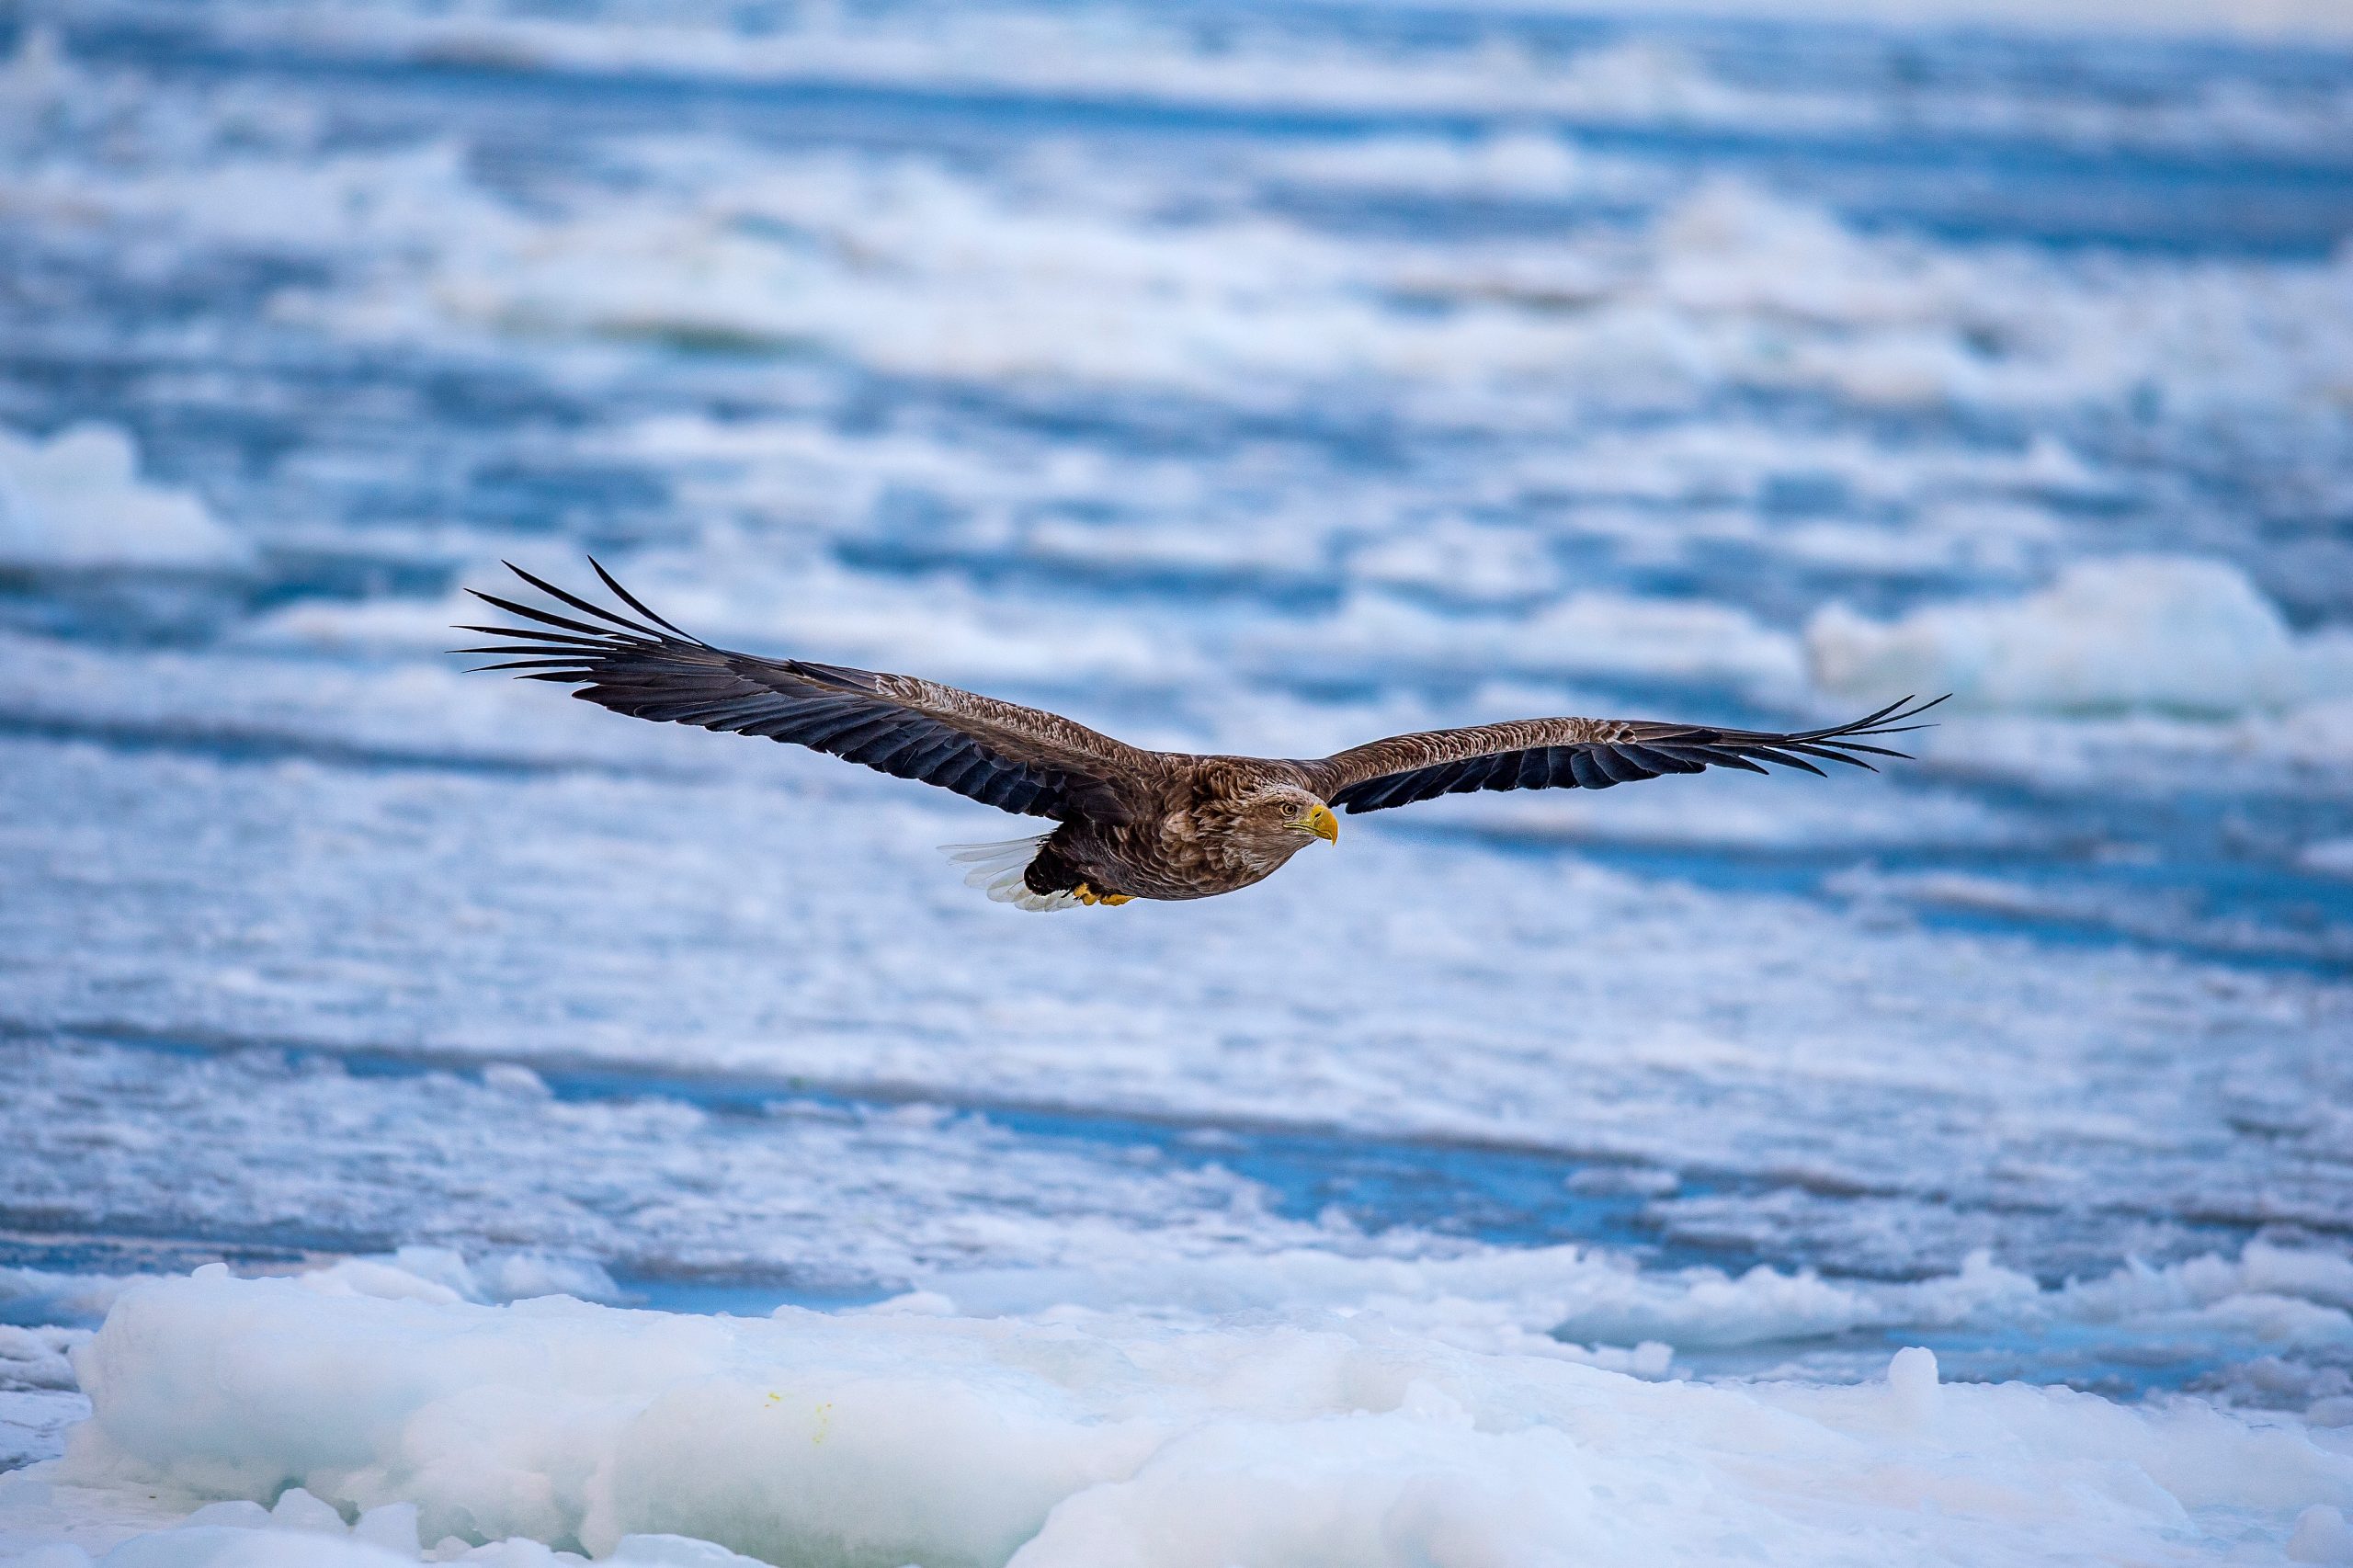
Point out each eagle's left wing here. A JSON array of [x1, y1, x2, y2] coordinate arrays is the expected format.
[[1299, 698, 1943, 814], [456, 561, 1154, 821]]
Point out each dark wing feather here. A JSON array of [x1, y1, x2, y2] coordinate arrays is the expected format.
[[1302, 697, 1945, 814], [457, 561, 1152, 821]]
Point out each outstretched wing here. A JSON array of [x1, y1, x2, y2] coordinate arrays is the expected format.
[[1300, 697, 1944, 814], [457, 561, 1152, 821]]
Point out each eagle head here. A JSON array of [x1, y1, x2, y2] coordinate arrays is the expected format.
[[1232, 785, 1339, 849]]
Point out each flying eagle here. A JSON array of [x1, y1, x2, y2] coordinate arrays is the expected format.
[[460, 562, 1942, 911]]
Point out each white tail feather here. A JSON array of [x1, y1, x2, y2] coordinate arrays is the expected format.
[[937, 835, 1083, 913]]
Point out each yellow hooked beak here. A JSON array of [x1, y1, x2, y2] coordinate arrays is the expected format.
[[1294, 802, 1340, 844]]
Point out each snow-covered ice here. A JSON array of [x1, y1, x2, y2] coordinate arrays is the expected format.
[[14, 1267, 2353, 1566], [1, 0, 2350, 1562]]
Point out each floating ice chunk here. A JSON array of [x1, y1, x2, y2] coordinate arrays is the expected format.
[[1885, 1346, 1940, 1424], [864, 1290, 959, 1318], [2240, 1243, 2353, 1311], [0, 1326, 86, 1392], [291, 1250, 619, 1309], [267, 1488, 344, 1534], [2290, 1505, 2353, 1564], [479, 1065, 553, 1101], [1809, 555, 2353, 716], [3, 1268, 147, 1333], [293, 1258, 467, 1307], [236, 594, 483, 656], [349, 1503, 418, 1558], [52, 1272, 2353, 1567], [465, 1256, 620, 1307], [1347, 521, 1558, 608], [1256, 589, 1806, 697], [0, 426, 249, 573], [918, 1239, 2353, 1387], [1656, 179, 1948, 333], [1932, 695, 2353, 791], [1454, 770, 2012, 852]]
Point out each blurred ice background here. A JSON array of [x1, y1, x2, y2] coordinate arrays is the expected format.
[[1, 0, 2351, 1562]]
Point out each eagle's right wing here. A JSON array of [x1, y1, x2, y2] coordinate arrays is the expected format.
[[1300, 698, 1944, 814], [458, 561, 1154, 822]]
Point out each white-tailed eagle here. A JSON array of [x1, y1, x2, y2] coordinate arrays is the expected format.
[[461, 562, 1941, 910]]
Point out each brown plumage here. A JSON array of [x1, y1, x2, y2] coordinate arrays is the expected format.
[[459, 562, 1944, 911]]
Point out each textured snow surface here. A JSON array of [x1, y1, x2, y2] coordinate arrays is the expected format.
[[14, 1271, 2350, 1568], [2, 1, 2351, 1562]]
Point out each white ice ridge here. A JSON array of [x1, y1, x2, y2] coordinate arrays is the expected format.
[[0, 1486, 770, 1568], [1809, 554, 2353, 718], [0, 425, 250, 573], [35, 1270, 2353, 1567]]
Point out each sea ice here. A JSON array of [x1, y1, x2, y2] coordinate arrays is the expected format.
[[1810, 555, 2353, 717], [0, 426, 248, 574], [29, 1271, 2353, 1567], [1, 7, 2348, 1566]]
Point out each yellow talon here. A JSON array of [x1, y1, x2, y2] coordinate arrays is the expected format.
[[1101, 893, 1132, 905], [1074, 883, 1098, 905]]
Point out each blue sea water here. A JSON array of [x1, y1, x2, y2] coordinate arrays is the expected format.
[[2, 0, 2351, 1426]]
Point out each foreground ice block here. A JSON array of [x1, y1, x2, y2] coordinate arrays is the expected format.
[[46, 1270, 2353, 1567]]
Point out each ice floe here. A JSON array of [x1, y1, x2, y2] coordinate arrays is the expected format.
[[0, 427, 248, 574], [1811, 555, 2353, 717], [0, 1329, 82, 1396], [17, 1269, 2353, 1566]]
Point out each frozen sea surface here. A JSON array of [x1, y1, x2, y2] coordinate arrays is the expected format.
[[2, 0, 2351, 1562]]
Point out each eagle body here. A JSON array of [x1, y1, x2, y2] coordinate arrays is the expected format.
[[1027, 760, 1329, 903], [461, 562, 1940, 911]]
